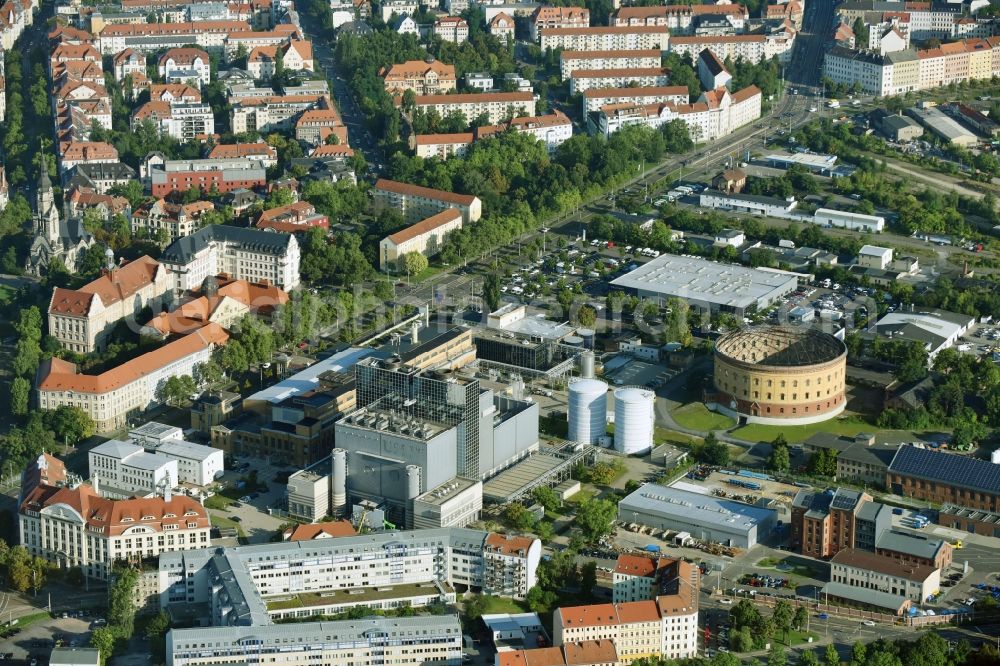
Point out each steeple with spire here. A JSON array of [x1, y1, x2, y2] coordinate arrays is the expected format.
[[35, 158, 60, 246]]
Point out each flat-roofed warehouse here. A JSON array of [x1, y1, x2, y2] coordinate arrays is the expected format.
[[618, 483, 777, 549], [610, 254, 798, 314]]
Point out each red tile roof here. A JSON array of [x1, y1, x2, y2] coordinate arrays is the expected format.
[[375, 178, 478, 206]]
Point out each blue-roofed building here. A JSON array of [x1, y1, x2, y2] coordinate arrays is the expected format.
[[888, 445, 1000, 513]]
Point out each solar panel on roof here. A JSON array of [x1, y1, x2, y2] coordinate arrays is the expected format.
[[890, 446, 1000, 494]]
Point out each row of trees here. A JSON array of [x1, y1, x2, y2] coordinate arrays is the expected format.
[[91, 567, 141, 666]]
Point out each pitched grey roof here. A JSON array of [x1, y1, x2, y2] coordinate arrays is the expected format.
[[876, 530, 946, 561], [161, 224, 294, 264]]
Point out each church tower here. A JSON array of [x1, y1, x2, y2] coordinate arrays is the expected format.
[[35, 160, 60, 245]]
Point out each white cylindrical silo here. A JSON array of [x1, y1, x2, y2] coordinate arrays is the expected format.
[[579, 350, 595, 379], [614, 388, 654, 455], [331, 448, 347, 517], [406, 465, 422, 499], [568, 378, 609, 445]]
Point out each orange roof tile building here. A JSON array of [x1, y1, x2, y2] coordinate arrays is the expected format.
[[48, 256, 171, 354]]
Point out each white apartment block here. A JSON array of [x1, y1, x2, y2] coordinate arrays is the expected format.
[[669, 33, 795, 65], [168, 616, 463, 666], [89, 439, 178, 497], [412, 91, 537, 126], [157, 529, 542, 614], [611, 4, 748, 34], [19, 478, 211, 580], [374, 178, 482, 224], [158, 103, 216, 141], [96, 20, 253, 55], [230, 94, 322, 133], [560, 49, 663, 79], [569, 68, 671, 95], [36, 324, 229, 432], [540, 26, 670, 53], [159, 224, 301, 293], [414, 133, 474, 159], [157, 47, 211, 87], [48, 256, 171, 353], [582, 86, 689, 114], [434, 16, 469, 43], [830, 549, 940, 603], [380, 208, 463, 271], [594, 85, 762, 143]]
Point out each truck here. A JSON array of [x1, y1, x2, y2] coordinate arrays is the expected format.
[[828, 99, 840, 109]]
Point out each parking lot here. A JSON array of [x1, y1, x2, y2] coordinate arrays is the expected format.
[[0, 615, 96, 666]]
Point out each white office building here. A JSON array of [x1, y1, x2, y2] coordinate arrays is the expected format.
[[89, 440, 178, 497]]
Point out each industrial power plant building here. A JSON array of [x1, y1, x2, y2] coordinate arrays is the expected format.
[[618, 484, 777, 549], [708, 326, 847, 425], [610, 254, 798, 314]]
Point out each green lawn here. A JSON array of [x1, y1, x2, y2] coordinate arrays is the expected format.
[[732, 416, 874, 444], [205, 494, 235, 510], [481, 596, 529, 615], [0, 284, 15, 305], [672, 403, 736, 431]]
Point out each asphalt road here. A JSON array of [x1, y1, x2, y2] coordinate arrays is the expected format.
[[789, 0, 836, 90]]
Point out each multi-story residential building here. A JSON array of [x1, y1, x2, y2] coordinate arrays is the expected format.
[[255, 201, 329, 233], [132, 101, 215, 142], [531, 6, 590, 42], [381, 59, 458, 94], [222, 26, 302, 59], [149, 83, 202, 105], [569, 67, 671, 95], [374, 178, 482, 224], [489, 12, 515, 41], [247, 39, 313, 80], [499, 640, 619, 666], [414, 132, 474, 159], [582, 85, 688, 114], [36, 324, 230, 431], [168, 616, 463, 666], [790, 487, 891, 559], [434, 16, 469, 43], [131, 199, 215, 242], [230, 94, 337, 135], [112, 49, 146, 83], [483, 534, 541, 599], [669, 33, 795, 65], [89, 439, 178, 497], [412, 91, 536, 126], [58, 141, 119, 175], [611, 3, 748, 34], [698, 48, 732, 91], [142, 155, 267, 197], [48, 255, 171, 353], [477, 111, 574, 153], [96, 20, 253, 55], [554, 593, 698, 662], [66, 162, 137, 194], [158, 528, 541, 612], [380, 0, 418, 21], [207, 141, 278, 166], [159, 224, 300, 292], [379, 208, 463, 271], [612, 555, 698, 604], [540, 25, 669, 53], [157, 47, 211, 86], [19, 479, 211, 580], [830, 548, 940, 603], [560, 49, 663, 79]]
